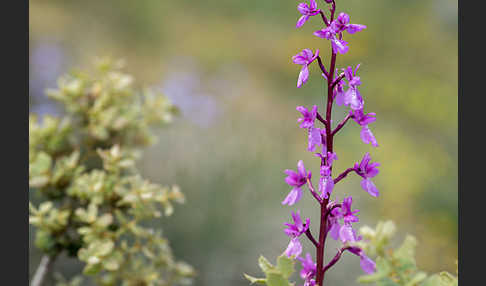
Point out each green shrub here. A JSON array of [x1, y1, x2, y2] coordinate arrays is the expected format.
[[29, 58, 194, 286]]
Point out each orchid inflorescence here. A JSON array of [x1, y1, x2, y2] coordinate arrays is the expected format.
[[283, 1, 379, 285]]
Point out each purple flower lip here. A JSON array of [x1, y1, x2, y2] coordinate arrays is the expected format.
[[351, 109, 376, 126], [354, 153, 380, 196], [298, 253, 317, 281], [284, 211, 310, 238], [284, 211, 310, 258], [296, 0, 321, 28], [341, 197, 359, 224], [297, 105, 318, 129], [313, 13, 366, 54], [282, 160, 311, 205], [348, 247, 376, 274], [292, 49, 320, 88]]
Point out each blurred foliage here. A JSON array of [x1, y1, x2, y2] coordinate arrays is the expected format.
[[355, 221, 458, 286], [29, 59, 193, 286], [30, 0, 457, 285], [244, 255, 296, 286]]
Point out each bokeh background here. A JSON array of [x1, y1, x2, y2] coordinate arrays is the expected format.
[[29, 0, 457, 285]]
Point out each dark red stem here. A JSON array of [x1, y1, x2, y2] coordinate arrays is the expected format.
[[332, 114, 352, 136], [322, 247, 352, 273], [307, 178, 323, 204], [317, 56, 329, 78], [319, 11, 330, 26], [305, 228, 320, 247], [333, 167, 358, 184], [316, 112, 328, 128], [331, 73, 345, 90]]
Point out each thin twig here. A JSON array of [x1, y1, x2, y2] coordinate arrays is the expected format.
[[319, 11, 330, 26], [330, 73, 345, 90], [332, 114, 352, 136], [307, 178, 323, 204], [333, 167, 358, 184], [322, 246, 352, 273], [31, 254, 57, 286], [316, 56, 329, 79], [316, 112, 327, 127], [305, 228, 319, 247]]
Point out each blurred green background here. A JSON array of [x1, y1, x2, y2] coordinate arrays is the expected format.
[[29, 0, 457, 285]]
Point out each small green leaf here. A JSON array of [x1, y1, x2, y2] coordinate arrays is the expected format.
[[258, 255, 274, 273], [244, 273, 266, 285], [404, 271, 427, 286], [266, 270, 293, 286], [276, 254, 294, 279]]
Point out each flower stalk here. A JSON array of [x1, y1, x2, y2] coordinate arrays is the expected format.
[[284, 0, 379, 285]]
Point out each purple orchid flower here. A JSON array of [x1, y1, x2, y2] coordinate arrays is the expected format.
[[283, 160, 311, 205], [326, 200, 342, 240], [313, 27, 349, 54], [313, 13, 365, 55], [319, 165, 334, 199], [284, 211, 310, 237], [298, 253, 317, 279], [343, 65, 364, 111], [348, 247, 376, 274], [334, 79, 347, 106], [284, 211, 310, 258], [308, 127, 323, 152], [360, 125, 378, 147], [339, 223, 361, 243], [355, 153, 380, 197], [293, 49, 320, 88], [296, 0, 320, 28], [328, 217, 341, 241], [350, 109, 378, 147], [298, 253, 317, 285], [285, 237, 303, 258], [351, 109, 376, 126], [315, 151, 337, 166], [331, 13, 367, 34], [297, 105, 318, 129], [341, 197, 359, 224]]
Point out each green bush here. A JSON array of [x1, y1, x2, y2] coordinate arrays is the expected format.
[[29, 58, 194, 286]]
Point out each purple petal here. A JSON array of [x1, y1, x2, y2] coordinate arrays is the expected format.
[[360, 178, 379, 197], [344, 88, 364, 111], [297, 65, 309, 88], [328, 221, 341, 240], [301, 49, 314, 60], [347, 24, 367, 34], [308, 127, 322, 152], [314, 29, 331, 39], [292, 211, 303, 229], [285, 237, 303, 258], [360, 126, 378, 147], [339, 13, 350, 25], [339, 224, 357, 243], [297, 3, 310, 15], [293, 55, 308, 65], [297, 160, 306, 177], [282, 188, 303, 205], [332, 39, 349, 54], [335, 88, 346, 106], [319, 176, 334, 199], [297, 15, 310, 28], [309, 0, 317, 10], [360, 254, 376, 274]]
